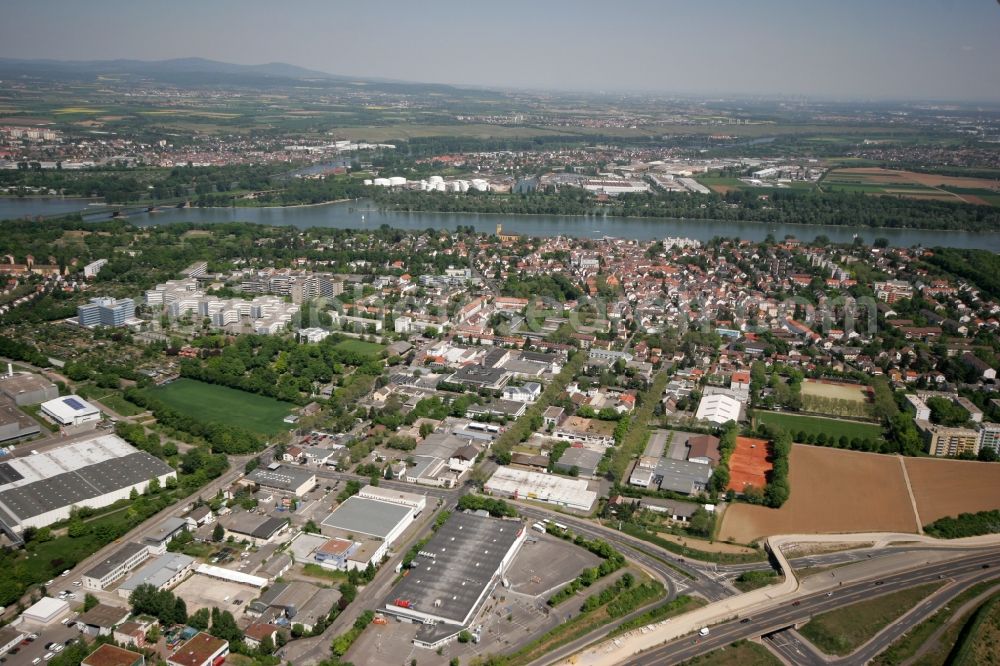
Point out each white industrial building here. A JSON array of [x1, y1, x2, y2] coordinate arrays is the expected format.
[[694, 394, 742, 425], [320, 493, 418, 569], [484, 467, 597, 511], [21, 597, 70, 626], [40, 395, 101, 426], [0, 435, 177, 535]]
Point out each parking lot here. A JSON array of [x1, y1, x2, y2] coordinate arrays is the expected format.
[[171, 574, 259, 615], [506, 533, 602, 597], [3, 622, 80, 666]]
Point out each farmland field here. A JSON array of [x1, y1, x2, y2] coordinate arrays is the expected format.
[[149, 378, 294, 435], [904, 457, 1000, 524], [333, 338, 385, 356], [822, 167, 1000, 206], [753, 411, 882, 441], [718, 445, 918, 544]]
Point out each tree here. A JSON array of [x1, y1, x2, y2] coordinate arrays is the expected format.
[[212, 522, 225, 542], [83, 593, 99, 611], [188, 607, 210, 630], [458, 630, 473, 644]]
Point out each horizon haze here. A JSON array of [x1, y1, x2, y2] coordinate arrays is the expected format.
[[3, 0, 1000, 102]]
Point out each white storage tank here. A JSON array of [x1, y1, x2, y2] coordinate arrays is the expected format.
[[428, 175, 444, 185], [373, 178, 391, 187], [363, 179, 373, 186], [388, 176, 407, 187]]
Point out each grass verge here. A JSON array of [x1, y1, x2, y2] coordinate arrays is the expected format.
[[871, 580, 1000, 665], [677, 639, 782, 665], [799, 582, 944, 656]]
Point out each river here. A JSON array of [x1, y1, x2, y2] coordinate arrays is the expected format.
[[2, 196, 999, 250]]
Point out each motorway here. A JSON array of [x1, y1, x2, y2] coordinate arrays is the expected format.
[[626, 549, 1000, 665]]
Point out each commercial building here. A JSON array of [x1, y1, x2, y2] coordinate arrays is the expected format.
[[484, 466, 597, 511], [0, 396, 41, 444], [142, 516, 189, 554], [695, 394, 742, 425], [0, 372, 58, 406], [356, 484, 426, 514], [76, 603, 131, 637], [553, 446, 603, 479], [0, 435, 176, 535], [632, 458, 713, 495], [83, 542, 150, 591], [916, 420, 980, 457], [21, 597, 70, 625], [77, 297, 136, 328], [552, 416, 616, 448], [40, 394, 101, 426], [383, 512, 525, 644], [245, 465, 316, 497], [82, 644, 145, 666], [167, 632, 229, 666], [117, 553, 195, 599], [320, 495, 417, 568], [221, 513, 288, 546]]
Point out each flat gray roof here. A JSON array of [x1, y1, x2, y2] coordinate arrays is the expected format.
[[321, 496, 412, 539], [119, 553, 194, 593], [84, 542, 148, 581], [654, 458, 712, 495], [0, 452, 174, 523], [247, 465, 315, 491], [387, 512, 522, 626]]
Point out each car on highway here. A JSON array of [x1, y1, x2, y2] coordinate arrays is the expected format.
[[983, 564, 991, 569], [792, 601, 801, 606], [874, 581, 884, 586], [698, 627, 710, 637], [826, 591, 833, 597], [740, 618, 751, 624]]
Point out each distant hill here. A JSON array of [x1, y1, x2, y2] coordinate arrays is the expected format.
[[0, 56, 340, 80], [0, 56, 485, 96]]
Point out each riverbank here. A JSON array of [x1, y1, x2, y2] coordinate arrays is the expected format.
[[5, 197, 1000, 251]]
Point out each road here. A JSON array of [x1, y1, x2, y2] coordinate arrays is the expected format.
[[626, 549, 1000, 665]]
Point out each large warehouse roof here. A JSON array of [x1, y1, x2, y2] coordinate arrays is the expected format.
[[695, 394, 742, 424], [0, 435, 174, 530], [484, 467, 597, 511], [385, 512, 523, 627], [320, 496, 412, 540], [40, 394, 100, 423]]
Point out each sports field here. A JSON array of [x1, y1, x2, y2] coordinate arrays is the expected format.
[[150, 378, 294, 435], [333, 338, 385, 356], [726, 436, 772, 493], [754, 411, 882, 441], [801, 379, 869, 402]]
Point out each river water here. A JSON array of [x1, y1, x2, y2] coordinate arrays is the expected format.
[[2, 197, 999, 251]]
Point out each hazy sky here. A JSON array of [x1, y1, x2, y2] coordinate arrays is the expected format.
[[4, 0, 1000, 101]]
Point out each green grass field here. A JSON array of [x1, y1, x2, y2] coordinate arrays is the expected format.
[[753, 411, 882, 441], [333, 338, 385, 356], [149, 378, 294, 435], [800, 583, 943, 655]]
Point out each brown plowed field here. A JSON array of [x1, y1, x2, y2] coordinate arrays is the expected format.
[[719, 445, 917, 544], [904, 457, 1000, 524], [834, 167, 1000, 190]]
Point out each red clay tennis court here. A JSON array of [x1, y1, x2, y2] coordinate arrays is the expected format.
[[726, 436, 773, 492]]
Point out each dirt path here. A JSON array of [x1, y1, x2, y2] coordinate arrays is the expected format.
[[898, 455, 924, 535]]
